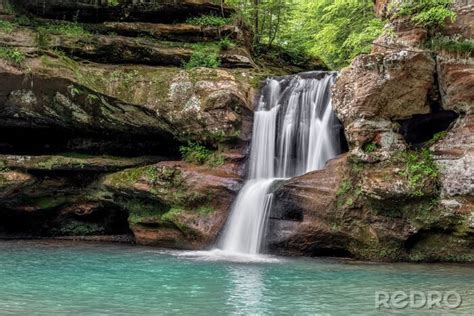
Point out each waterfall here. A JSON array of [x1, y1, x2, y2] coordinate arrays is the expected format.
[[218, 71, 342, 255]]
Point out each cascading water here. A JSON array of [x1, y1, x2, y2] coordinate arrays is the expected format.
[[218, 71, 343, 255]]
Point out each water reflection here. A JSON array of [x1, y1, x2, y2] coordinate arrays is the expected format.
[[226, 265, 267, 314]]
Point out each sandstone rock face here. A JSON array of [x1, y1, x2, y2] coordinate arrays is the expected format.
[[102, 161, 243, 248], [437, 55, 474, 113], [268, 156, 351, 256], [269, 154, 473, 261], [0, 1, 257, 243], [332, 51, 435, 161], [432, 114, 474, 197], [315, 1, 474, 262], [101, 22, 251, 47], [15, 0, 235, 23], [333, 51, 434, 123], [444, 2, 474, 38]]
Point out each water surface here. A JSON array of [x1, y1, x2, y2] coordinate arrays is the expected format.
[[0, 241, 473, 315]]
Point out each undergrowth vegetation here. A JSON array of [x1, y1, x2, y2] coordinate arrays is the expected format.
[[179, 143, 225, 167], [395, 0, 456, 28], [0, 46, 25, 65], [400, 148, 439, 197], [186, 15, 232, 27], [429, 36, 474, 57], [183, 44, 220, 69]]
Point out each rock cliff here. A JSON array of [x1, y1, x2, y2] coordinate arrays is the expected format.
[[268, 0, 473, 262], [0, 0, 262, 246]]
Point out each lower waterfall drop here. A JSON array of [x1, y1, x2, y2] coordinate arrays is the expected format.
[[218, 71, 342, 255]]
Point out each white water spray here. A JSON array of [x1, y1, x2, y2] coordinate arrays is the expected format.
[[218, 72, 342, 255]]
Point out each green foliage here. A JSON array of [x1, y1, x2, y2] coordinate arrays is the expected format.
[[55, 221, 103, 236], [15, 15, 34, 26], [0, 19, 15, 32], [219, 37, 236, 50], [184, 45, 220, 69], [186, 15, 231, 27], [180, 143, 211, 164], [197, 205, 215, 215], [427, 131, 448, 146], [400, 148, 439, 196], [429, 36, 474, 56], [227, 0, 294, 47], [161, 207, 183, 222], [362, 142, 377, 153], [39, 22, 91, 38], [0, 46, 25, 65], [396, 0, 456, 28], [179, 143, 225, 167], [207, 152, 225, 168], [293, 0, 383, 69]]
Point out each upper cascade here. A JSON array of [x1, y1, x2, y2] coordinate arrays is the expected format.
[[218, 71, 343, 255]]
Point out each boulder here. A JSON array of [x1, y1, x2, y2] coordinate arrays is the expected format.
[[102, 160, 243, 248], [268, 154, 473, 262], [437, 54, 474, 113], [333, 51, 435, 124], [50, 34, 254, 68], [332, 50, 437, 161]]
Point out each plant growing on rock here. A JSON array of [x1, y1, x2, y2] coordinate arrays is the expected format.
[[219, 37, 236, 50], [428, 36, 474, 57], [179, 143, 225, 167], [184, 45, 220, 69], [400, 148, 439, 197], [0, 20, 15, 32], [186, 15, 231, 27], [395, 0, 456, 28], [0, 46, 25, 65]]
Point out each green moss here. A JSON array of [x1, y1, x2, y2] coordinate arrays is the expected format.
[[350, 237, 405, 261], [197, 205, 215, 215], [38, 21, 91, 38], [25, 196, 68, 209], [336, 179, 353, 196], [53, 221, 103, 236], [120, 198, 167, 225], [408, 233, 474, 262], [161, 207, 183, 222], [105, 166, 149, 187]]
